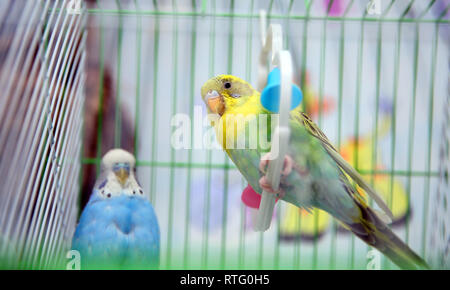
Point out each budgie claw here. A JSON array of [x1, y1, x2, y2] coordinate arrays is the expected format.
[[259, 153, 294, 177], [259, 176, 285, 198], [258, 154, 294, 198], [281, 155, 294, 176]]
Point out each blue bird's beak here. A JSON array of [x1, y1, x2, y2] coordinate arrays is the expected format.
[[113, 163, 130, 186]]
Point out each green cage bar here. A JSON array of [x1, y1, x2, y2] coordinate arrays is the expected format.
[[73, 0, 449, 270]]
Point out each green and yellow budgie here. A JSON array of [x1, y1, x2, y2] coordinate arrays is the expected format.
[[201, 75, 428, 270]]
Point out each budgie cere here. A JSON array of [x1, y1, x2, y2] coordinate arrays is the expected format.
[[72, 149, 160, 269], [201, 75, 429, 270]]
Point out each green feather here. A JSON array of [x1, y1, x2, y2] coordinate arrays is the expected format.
[[202, 75, 428, 269]]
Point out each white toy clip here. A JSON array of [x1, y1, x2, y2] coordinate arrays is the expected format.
[[254, 11, 294, 232], [257, 11, 282, 92]]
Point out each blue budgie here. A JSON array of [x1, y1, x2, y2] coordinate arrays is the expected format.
[[72, 149, 160, 269]]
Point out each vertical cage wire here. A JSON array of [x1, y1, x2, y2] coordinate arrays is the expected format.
[[428, 75, 449, 269], [0, 0, 86, 269]]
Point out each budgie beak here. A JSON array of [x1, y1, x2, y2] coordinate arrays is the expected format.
[[113, 164, 130, 186], [205, 90, 225, 116]]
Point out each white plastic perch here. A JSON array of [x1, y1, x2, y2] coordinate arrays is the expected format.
[[254, 11, 294, 232]]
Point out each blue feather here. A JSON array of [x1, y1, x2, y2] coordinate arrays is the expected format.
[[72, 193, 160, 269], [98, 179, 107, 189]]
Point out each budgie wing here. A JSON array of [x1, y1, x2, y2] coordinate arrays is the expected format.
[[291, 110, 393, 220], [122, 198, 160, 269], [226, 147, 263, 193], [221, 108, 392, 220], [222, 110, 361, 210], [72, 194, 128, 269]]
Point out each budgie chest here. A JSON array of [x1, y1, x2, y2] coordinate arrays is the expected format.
[[72, 194, 160, 269], [214, 94, 271, 150]]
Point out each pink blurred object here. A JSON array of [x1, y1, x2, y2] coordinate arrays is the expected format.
[[241, 185, 261, 209], [324, 0, 343, 16], [241, 184, 279, 209]]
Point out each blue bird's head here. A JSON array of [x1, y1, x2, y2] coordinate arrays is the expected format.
[[96, 149, 145, 200]]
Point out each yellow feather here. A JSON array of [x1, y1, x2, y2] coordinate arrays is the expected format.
[[210, 76, 265, 151]]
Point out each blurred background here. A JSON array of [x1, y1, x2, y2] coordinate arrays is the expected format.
[[0, 0, 448, 269]]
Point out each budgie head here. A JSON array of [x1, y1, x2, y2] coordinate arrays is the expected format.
[[93, 148, 145, 200], [201, 75, 259, 117]]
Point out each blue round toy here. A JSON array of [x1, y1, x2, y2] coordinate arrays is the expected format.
[[260, 67, 303, 113]]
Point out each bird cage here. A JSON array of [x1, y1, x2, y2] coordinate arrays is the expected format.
[[0, 0, 448, 270], [0, 0, 86, 269]]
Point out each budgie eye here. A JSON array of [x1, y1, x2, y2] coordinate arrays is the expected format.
[[224, 82, 231, 89]]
